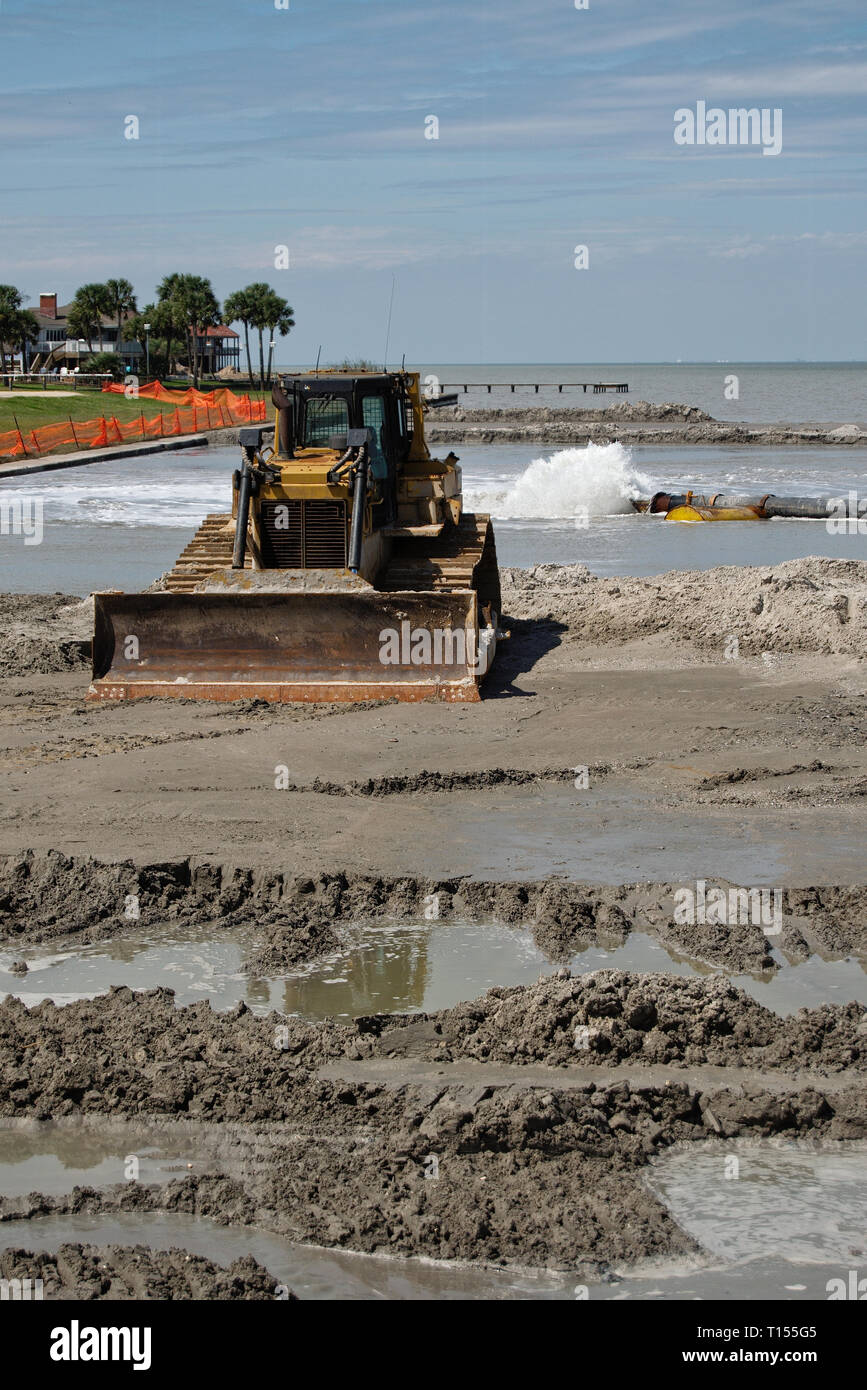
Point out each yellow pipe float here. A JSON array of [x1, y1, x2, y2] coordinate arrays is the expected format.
[[664, 503, 766, 522]]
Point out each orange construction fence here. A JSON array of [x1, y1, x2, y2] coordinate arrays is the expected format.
[[0, 385, 267, 460]]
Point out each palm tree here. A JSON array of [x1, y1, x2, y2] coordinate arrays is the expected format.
[[150, 297, 184, 378], [157, 273, 190, 377], [65, 304, 93, 354], [239, 283, 274, 391], [263, 293, 295, 386], [0, 284, 27, 376], [223, 288, 256, 385], [70, 283, 112, 351], [157, 274, 220, 386], [15, 309, 39, 372], [104, 278, 137, 362]]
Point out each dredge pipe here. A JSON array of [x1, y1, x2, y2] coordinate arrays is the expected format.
[[646, 490, 852, 520]]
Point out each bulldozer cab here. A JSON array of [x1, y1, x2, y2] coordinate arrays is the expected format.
[[272, 372, 422, 523]]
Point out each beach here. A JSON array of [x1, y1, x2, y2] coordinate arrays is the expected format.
[[0, 535, 864, 1296]]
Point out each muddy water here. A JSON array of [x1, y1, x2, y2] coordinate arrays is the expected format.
[[0, 1210, 573, 1300], [2, 922, 864, 1019], [0, 1144, 863, 1300], [644, 1145, 867, 1267], [0, 1121, 208, 1198]]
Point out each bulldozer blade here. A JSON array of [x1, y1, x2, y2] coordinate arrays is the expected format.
[[88, 590, 495, 703]]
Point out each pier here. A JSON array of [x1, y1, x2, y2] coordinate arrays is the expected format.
[[443, 381, 629, 395]]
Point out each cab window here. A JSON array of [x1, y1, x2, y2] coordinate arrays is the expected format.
[[304, 395, 349, 446], [361, 395, 389, 479]]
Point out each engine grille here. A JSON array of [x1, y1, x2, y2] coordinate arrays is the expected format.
[[259, 499, 348, 569]]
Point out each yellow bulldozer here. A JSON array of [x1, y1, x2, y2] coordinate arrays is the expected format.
[[89, 370, 501, 702]]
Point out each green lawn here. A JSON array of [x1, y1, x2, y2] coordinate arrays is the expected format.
[[0, 386, 269, 457]]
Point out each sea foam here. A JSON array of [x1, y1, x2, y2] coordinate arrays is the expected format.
[[466, 441, 653, 520]]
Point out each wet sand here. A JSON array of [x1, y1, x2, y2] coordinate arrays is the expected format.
[[0, 556, 864, 1295]]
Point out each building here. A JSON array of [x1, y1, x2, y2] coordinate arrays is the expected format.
[[26, 294, 241, 376], [193, 324, 241, 374], [28, 293, 143, 372]]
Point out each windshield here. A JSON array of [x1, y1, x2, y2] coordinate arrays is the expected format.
[[303, 394, 349, 446]]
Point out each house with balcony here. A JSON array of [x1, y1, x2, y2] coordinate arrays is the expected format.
[[28, 293, 143, 371], [193, 324, 241, 374], [23, 293, 241, 377]]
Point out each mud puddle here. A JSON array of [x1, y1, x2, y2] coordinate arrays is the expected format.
[[0, 1121, 210, 1198], [734, 949, 867, 1014], [0, 1211, 574, 1301], [0, 919, 567, 1016], [1, 1144, 863, 1300], [3, 922, 865, 1019], [0, 921, 251, 1012], [645, 1144, 867, 1266]]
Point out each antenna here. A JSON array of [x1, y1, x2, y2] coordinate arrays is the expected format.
[[401, 353, 406, 372], [383, 275, 396, 371], [315, 345, 322, 374]]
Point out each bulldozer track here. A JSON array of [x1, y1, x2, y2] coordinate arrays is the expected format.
[[378, 513, 501, 616], [163, 515, 250, 592], [162, 511, 501, 616]]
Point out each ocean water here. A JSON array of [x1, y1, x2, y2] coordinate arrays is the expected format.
[[277, 362, 867, 424], [2, 439, 867, 592]]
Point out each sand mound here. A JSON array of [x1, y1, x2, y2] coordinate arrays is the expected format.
[[0, 593, 91, 676], [418, 969, 866, 1073], [0, 558, 864, 677], [502, 557, 867, 656]]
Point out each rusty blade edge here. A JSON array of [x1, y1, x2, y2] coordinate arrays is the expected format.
[[86, 680, 482, 704]]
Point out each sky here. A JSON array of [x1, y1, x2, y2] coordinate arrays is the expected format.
[[2, 0, 865, 363]]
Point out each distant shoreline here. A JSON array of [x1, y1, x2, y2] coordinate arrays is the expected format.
[[426, 404, 867, 447], [3, 406, 866, 479]]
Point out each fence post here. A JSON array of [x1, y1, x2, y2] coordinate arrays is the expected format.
[[68, 416, 80, 449], [12, 414, 28, 456]]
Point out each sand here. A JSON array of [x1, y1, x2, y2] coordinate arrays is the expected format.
[[0, 556, 864, 1293]]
